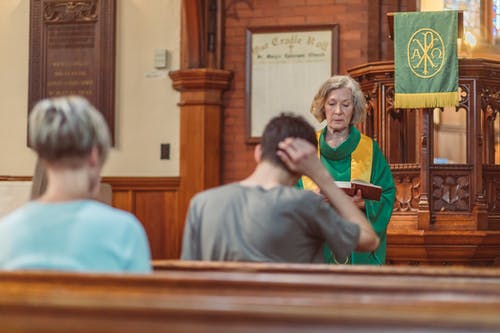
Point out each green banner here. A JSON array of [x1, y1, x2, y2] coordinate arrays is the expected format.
[[394, 11, 459, 108]]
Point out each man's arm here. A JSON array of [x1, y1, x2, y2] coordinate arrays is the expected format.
[[277, 137, 379, 252]]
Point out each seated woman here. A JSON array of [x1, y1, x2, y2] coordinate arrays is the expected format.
[[0, 96, 151, 273]]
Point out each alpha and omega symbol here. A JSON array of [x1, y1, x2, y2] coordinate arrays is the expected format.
[[407, 28, 445, 79]]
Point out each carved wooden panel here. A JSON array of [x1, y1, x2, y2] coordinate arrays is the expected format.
[[458, 83, 471, 113], [483, 166, 500, 230], [431, 173, 470, 212], [29, 0, 116, 142], [481, 87, 500, 120], [363, 82, 377, 138], [394, 174, 420, 212], [482, 86, 500, 164]]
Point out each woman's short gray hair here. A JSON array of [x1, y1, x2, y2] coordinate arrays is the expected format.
[[310, 75, 367, 124], [29, 96, 111, 165]]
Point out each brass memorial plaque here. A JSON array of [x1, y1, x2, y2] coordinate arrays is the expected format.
[[28, 0, 116, 142]]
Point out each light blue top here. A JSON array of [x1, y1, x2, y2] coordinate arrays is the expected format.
[[0, 200, 151, 273]]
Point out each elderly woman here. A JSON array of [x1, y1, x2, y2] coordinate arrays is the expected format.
[[298, 75, 395, 265], [0, 96, 151, 273]]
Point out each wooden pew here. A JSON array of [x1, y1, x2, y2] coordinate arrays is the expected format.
[[0, 269, 499, 332], [153, 259, 500, 279]]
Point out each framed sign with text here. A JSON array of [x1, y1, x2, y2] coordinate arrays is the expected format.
[[245, 25, 338, 143], [28, 0, 116, 144]]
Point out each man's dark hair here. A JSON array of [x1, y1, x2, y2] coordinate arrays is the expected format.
[[260, 113, 317, 171]]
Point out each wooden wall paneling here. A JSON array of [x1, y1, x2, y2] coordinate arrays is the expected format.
[[135, 192, 167, 260], [429, 213, 476, 231], [163, 191, 180, 259], [103, 177, 180, 260], [0, 176, 180, 260], [111, 190, 134, 213], [387, 231, 500, 265]]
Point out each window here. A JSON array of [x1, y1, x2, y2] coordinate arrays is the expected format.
[[444, 0, 481, 40], [433, 106, 467, 164], [494, 0, 500, 42], [424, 0, 500, 46]]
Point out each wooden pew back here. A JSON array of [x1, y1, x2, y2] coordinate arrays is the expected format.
[[153, 259, 500, 279], [0, 268, 499, 332]]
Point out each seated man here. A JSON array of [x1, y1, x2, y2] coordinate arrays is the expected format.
[[0, 96, 151, 273], [181, 113, 379, 263]]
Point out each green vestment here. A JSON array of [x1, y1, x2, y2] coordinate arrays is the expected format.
[[298, 126, 395, 265]]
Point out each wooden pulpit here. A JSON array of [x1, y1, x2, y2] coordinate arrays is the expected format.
[[348, 58, 500, 265]]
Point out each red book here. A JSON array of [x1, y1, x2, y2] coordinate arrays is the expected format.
[[335, 179, 382, 201]]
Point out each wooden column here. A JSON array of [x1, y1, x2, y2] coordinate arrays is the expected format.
[[417, 108, 431, 230], [169, 68, 232, 256]]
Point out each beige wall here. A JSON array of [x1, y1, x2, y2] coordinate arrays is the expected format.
[[0, 0, 32, 175], [0, 0, 181, 177], [420, 0, 443, 11]]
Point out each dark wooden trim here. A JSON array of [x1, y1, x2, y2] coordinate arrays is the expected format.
[[0, 176, 180, 191], [0, 176, 32, 181], [28, 0, 44, 117], [101, 177, 180, 191], [101, 0, 116, 143], [169, 68, 232, 91], [182, 0, 204, 68], [181, 0, 223, 69]]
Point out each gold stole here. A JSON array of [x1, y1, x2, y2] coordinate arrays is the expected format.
[[301, 130, 373, 191]]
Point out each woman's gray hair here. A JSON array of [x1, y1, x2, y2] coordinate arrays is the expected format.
[[29, 96, 111, 166], [310, 75, 367, 124]]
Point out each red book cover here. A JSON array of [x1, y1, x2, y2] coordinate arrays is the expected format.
[[335, 180, 382, 201]]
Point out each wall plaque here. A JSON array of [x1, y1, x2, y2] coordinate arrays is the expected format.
[[29, 0, 116, 142], [245, 25, 339, 143]]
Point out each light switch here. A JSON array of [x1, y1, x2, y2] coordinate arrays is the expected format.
[[154, 49, 168, 69], [160, 143, 170, 160]]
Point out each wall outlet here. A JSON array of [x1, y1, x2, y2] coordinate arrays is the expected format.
[[160, 143, 170, 160]]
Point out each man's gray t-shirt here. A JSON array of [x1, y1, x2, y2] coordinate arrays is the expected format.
[[181, 183, 360, 263]]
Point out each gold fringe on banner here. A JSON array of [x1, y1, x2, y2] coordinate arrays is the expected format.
[[394, 92, 460, 109]]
